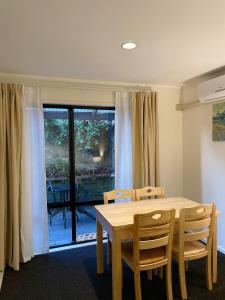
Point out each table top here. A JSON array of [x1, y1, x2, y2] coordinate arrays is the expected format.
[[95, 197, 219, 229]]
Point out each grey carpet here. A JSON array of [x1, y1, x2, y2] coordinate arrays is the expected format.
[[1, 245, 225, 300]]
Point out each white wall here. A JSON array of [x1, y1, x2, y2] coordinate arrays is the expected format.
[[42, 85, 183, 198], [41, 87, 113, 106], [183, 103, 225, 251], [155, 86, 183, 197]]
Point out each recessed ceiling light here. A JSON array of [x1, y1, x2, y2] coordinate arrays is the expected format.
[[121, 42, 137, 50]]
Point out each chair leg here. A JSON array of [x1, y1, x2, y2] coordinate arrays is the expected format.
[[152, 267, 163, 279], [185, 261, 188, 272], [159, 266, 164, 279], [147, 270, 152, 280], [178, 260, 187, 300], [153, 268, 158, 276], [121, 261, 123, 288], [166, 263, 173, 300], [206, 253, 213, 290], [134, 270, 142, 300], [107, 238, 112, 265]]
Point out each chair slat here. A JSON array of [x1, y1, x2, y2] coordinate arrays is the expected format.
[[103, 189, 135, 204], [135, 186, 165, 201], [139, 235, 169, 250], [136, 210, 172, 228], [184, 229, 209, 242], [138, 223, 170, 237], [184, 218, 211, 230], [184, 205, 213, 221]]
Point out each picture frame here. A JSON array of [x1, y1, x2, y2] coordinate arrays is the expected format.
[[213, 101, 225, 141]]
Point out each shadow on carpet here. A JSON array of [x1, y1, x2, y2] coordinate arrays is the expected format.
[[1, 245, 225, 300]]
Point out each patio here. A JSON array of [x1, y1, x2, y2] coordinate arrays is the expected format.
[[48, 206, 107, 247]]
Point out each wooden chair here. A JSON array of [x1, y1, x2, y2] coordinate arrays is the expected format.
[[135, 186, 166, 278], [121, 209, 175, 300], [103, 189, 136, 264], [135, 186, 165, 201], [172, 204, 216, 300]]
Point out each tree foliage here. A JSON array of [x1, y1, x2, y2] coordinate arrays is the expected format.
[[44, 118, 114, 178], [44, 119, 113, 150], [75, 119, 111, 152], [44, 119, 69, 145]]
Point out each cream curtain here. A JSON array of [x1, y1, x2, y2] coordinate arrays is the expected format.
[[132, 91, 159, 188], [20, 87, 49, 261], [0, 85, 49, 271], [0, 83, 23, 271], [114, 91, 133, 189]]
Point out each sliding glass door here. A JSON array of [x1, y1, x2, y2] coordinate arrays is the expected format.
[[74, 108, 115, 242], [44, 108, 72, 247], [43, 105, 115, 247]]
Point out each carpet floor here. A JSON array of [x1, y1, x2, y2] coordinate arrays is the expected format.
[[1, 245, 225, 300]]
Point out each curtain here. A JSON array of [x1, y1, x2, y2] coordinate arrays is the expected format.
[[0, 83, 23, 271], [132, 91, 159, 188], [114, 92, 133, 189], [20, 87, 49, 262], [0, 84, 48, 271]]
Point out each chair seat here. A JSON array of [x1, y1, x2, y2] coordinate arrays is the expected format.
[[122, 240, 166, 266], [173, 238, 207, 257]]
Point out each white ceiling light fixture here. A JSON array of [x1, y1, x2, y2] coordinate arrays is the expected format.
[[121, 42, 137, 50]]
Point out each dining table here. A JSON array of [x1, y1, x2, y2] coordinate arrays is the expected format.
[[95, 197, 220, 300]]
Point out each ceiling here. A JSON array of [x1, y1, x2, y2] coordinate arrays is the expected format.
[[1, 0, 225, 85]]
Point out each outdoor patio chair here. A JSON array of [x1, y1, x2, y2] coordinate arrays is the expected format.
[[47, 180, 68, 228]]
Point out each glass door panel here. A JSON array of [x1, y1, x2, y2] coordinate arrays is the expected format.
[[44, 108, 72, 247], [74, 108, 115, 242]]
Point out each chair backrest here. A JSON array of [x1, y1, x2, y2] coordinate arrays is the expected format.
[[178, 204, 216, 255], [133, 209, 175, 270], [103, 189, 136, 204], [135, 186, 165, 201]]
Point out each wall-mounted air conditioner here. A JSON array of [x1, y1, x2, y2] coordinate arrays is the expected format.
[[198, 74, 225, 103]]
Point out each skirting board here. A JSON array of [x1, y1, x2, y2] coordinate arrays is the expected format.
[[49, 239, 107, 253]]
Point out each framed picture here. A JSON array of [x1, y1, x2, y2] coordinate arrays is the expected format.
[[213, 101, 225, 141]]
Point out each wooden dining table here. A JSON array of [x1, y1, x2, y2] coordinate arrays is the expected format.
[[95, 197, 219, 300]]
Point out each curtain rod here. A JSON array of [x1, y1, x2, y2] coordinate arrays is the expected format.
[[113, 89, 152, 92], [0, 73, 153, 92], [1, 81, 152, 92]]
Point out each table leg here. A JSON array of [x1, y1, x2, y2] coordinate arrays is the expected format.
[[96, 219, 104, 274], [213, 216, 218, 283], [112, 230, 122, 300]]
